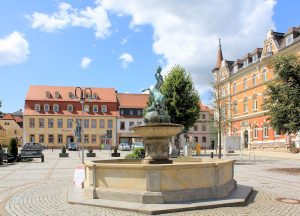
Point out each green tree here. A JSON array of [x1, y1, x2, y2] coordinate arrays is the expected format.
[[266, 54, 300, 134], [8, 138, 18, 158], [161, 65, 201, 145]]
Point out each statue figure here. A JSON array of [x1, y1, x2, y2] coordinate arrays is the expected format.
[[142, 66, 171, 123]]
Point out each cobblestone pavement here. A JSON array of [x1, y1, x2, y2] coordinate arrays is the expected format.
[[0, 150, 300, 216]]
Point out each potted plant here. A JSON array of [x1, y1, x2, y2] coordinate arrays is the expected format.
[[86, 147, 96, 157], [59, 146, 69, 157]]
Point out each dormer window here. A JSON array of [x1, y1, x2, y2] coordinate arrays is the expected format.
[[68, 92, 75, 99], [243, 59, 248, 68], [286, 34, 293, 46], [54, 91, 60, 98], [53, 104, 59, 112], [34, 104, 40, 112], [233, 65, 238, 73], [252, 54, 258, 63], [67, 104, 73, 112], [44, 104, 50, 112], [93, 105, 98, 113], [45, 91, 51, 98], [101, 105, 107, 113], [84, 105, 90, 112], [130, 110, 134, 115], [93, 93, 98, 99]]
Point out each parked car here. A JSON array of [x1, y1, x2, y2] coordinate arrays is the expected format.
[[68, 143, 78, 151], [131, 142, 144, 150], [118, 143, 131, 151], [23, 142, 45, 150]]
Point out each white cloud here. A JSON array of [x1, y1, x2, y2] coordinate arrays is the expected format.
[[119, 52, 134, 69], [80, 57, 93, 69], [100, 0, 276, 102], [0, 31, 30, 66], [27, 2, 111, 39], [121, 37, 128, 45]]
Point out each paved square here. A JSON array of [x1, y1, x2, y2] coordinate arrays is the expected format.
[[0, 150, 300, 216]]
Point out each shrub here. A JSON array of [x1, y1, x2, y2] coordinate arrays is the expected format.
[[8, 138, 18, 158], [125, 153, 140, 159], [88, 148, 93, 153], [62, 146, 66, 153], [125, 147, 145, 159]]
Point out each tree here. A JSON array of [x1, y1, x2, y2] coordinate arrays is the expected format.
[[265, 54, 300, 134], [161, 65, 201, 146], [211, 70, 232, 158], [8, 138, 18, 158]]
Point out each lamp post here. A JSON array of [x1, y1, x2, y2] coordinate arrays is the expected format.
[[75, 87, 93, 163]]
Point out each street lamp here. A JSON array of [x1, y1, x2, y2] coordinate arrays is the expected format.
[[75, 87, 93, 163]]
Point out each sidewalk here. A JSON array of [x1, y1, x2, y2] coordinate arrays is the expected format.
[[240, 150, 300, 160]]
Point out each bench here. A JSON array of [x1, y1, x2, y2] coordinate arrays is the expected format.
[[20, 149, 44, 162]]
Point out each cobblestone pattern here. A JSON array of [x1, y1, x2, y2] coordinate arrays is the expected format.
[[0, 150, 300, 216]]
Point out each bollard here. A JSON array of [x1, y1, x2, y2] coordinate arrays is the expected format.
[[211, 152, 214, 158]]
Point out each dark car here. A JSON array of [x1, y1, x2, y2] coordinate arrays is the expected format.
[[68, 143, 78, 151]]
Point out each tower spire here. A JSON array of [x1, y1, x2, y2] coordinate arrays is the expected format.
[[215, 38, 223, 69]]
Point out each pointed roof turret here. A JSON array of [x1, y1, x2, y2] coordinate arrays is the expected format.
[[215, 38, 223, 69]]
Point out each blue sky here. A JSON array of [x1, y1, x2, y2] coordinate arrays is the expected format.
[[0, 0, 299, 113]]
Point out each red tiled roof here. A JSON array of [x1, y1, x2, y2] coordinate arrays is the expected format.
[[2, 114, 15, 120], [25, 85, 117, 102], [13, 116, 23, 123], [117, 93, 149, 108], [199, 103, 213, 112]]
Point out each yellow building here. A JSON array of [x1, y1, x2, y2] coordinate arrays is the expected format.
[[0, 125, 6, 146], [23, 86, 118, 149], [0, 114, 23, 146], [212, 26, 300, 150]]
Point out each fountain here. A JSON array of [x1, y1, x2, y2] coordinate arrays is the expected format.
[[68, 67, 252, 214]]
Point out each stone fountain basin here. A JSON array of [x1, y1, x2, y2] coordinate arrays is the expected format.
[[131, 123, 183, 137], [84, 158, 236, 204]]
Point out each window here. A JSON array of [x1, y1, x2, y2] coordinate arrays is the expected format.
[[202, 125, 206, 131], [93, 105, 98, 113], [84, 119, 89, 128], [58, 134, 63, 143], [243, 59, 248, 68], [48, 134, 54, 143], [252, 74, 256, 86], [233, 101, 238, 116], [202, 114, 206, 119], [48, 119, 54, 128], [5, 122, 9, 125], [108, 120, 113, 129], [243, 98, 248, 113], [35, 104, 40, 112], [233, 65, 238, 73], [92, 135, 96, 143], [254, 126, 258, 138], [253, 97, 258, 111], [39, 119, 44, 128], [286, 34, 293, 46], [129, 122, 134, 127], [93, 93, 98, 99], [54, 91, 60, 98], [263, 125, 268, 137], [106, 130, 112, 138], [101, 105, 107, 113], [53, 104, 59, 112], [137, 121, 142, 126], [267, 44, 272, 53], [30, 134, 35, 142], [29, 118, 35, 128], [243, 78, 247, 90], [233, 82, 237, 93], [57, 119, 63, 128], [193, 125, 198, 131], [68, 92, 74, 99], [44, 104, 50, 112], [202, 136, 206, 143], [120, 110, 124, 115], [39, 134, 44, 143], [275, 130, 280, 137], [91, 119, 96, 128], [263, 69, 267, 81], [137, 110, 142, 115], [67, 119, 73, 128], [100, 119, 105, 128], [84, 135, 89, 143], [194, 137, 198, 143], [252, 54, 258, 63], [130, 110, 133, 115], [120, 121, 125, 130], [45, 91, 51, 98], [84, 105, 89, 112], [67, 104, 73, 112]]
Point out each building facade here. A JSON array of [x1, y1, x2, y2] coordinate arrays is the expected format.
[[212, 27, 300, 150], [0, 113, 23, 146], [23, 86, 118, 148], [116, 93, 148, 146], [0, 125, 6, 146]]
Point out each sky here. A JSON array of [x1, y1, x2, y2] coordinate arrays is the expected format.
[[0, 0, 299, 113]]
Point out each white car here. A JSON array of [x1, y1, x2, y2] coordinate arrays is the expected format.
[[118, 143, 131, 151], [131, 142, 144, 150]]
